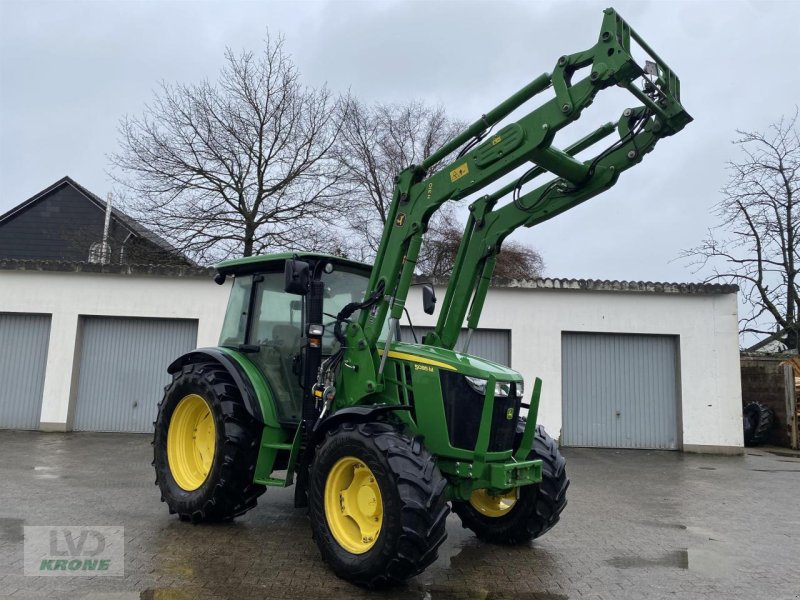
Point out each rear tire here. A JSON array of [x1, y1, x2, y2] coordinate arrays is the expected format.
[[743, 400, 774, 447], [153, 361, 265, 522], [452, 424, 568, 545], [309, 421, 449, 587]]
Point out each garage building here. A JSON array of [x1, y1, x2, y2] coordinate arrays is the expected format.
[[0, 260, 742, 453]]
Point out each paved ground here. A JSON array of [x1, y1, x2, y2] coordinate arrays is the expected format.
[[0, 431, 798, 600]]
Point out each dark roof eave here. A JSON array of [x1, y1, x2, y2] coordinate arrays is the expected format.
[[416, 275, 739, 295], [0, 259, 213, 278]]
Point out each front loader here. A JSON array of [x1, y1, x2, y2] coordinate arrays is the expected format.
[[152, 8, 691, 587]]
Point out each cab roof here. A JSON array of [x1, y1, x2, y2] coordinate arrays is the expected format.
[[214, 252, 372, 276]]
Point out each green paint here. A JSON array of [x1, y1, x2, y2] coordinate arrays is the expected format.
[[172, 8, 690, 500]]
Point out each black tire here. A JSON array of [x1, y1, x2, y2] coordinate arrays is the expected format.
[[309, 421, 449, 588], [452, 424, 568, 545], [153, 361, 265, 522], [743, 400, 774, 447]]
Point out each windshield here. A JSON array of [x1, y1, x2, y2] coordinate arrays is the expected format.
[[322, 269, 371, 352]]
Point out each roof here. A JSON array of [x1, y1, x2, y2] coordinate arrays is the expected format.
[[215, 252, 371, 274], [424, 276, 738, 295], [0, 258, 740, 296], [0, 258, 212, 278], [0, 176, 191, 264]]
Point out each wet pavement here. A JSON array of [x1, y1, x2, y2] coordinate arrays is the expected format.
[[1, 430, 799, 599]]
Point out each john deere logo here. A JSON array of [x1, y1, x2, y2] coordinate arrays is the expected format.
[[506, 408, 514, 420], [395, 213, 406, 226]]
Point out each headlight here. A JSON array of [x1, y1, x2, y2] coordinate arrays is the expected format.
[[516, 381, 524, 398], [464, 376, 511, 398]]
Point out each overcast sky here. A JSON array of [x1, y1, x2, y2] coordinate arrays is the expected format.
[[1, 0, 799, 283]]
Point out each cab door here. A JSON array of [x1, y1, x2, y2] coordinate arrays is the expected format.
[[247, 273, 305, 424]]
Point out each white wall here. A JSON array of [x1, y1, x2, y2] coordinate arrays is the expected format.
[[0, 269, 742, 451], [0, 270, 229, 429], [406, 286, 743, 453]]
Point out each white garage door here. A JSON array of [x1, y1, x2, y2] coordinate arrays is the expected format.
[[400, 326, 510, 366], [73, 317, 198, 432], [561, 332, 680, 450], [0, 313, 51, 430]]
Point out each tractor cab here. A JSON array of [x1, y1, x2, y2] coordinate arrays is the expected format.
[[214, 252, 374, 424]]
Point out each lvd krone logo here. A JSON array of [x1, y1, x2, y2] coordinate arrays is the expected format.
[[24, 526, 123, 576], [41, 529, 109, 571]]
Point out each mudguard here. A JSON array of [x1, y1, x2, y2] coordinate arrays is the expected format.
[[309, 404, 412, 448], [167, 348, 269, 426]]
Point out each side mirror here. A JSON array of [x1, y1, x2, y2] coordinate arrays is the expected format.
[[284, 259, 310, 295], [422, 283, 436, 315]]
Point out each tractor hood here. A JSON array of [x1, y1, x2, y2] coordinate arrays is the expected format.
[[382, 341, 522, 382]]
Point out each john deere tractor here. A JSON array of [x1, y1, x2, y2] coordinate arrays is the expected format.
[[153, 8, 691, 587]]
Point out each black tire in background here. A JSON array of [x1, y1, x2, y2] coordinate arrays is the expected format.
[[153, 361, 265, 522], [308, 421, 449, 588], [743, 400, 774, 447], [452, 424, 569, 545]]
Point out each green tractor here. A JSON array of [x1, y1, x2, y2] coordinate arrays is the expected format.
[[152, 8, 691, 587]]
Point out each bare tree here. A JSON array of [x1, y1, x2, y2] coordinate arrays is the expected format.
[[333, 99, 545, 276], [418, 207, 545, 279], [684, 111, 799, 351], [332, 100, 465, 259], [111, 36, 348, 264]]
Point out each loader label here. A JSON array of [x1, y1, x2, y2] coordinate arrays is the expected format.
[[449, 163, 469, 182], [506, 407, 514, 420], [395, 212, 406, 226]]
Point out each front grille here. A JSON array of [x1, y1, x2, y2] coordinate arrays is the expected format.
[[440, 371, 484, 450], [488, 383, 521, 452], [440, 374, 522, 452]]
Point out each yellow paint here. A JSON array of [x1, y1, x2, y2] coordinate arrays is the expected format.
[[469, 488, 518, 517], [377, 349, 457, 371], [324, 457, 383, 554], [395, 213, 406, 226], [449, 163, 469, 182], [167, 394, 216, 491]]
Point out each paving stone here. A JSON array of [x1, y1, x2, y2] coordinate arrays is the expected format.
[[1, 430, 798, 599]]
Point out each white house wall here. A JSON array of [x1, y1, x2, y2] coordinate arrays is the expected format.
[[405, 286, 743, 454], [0, 270, 229, 430], [0, 270, 742, 452]]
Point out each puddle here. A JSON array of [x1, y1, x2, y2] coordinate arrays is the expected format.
[[606, 550, 688, 569], [607, 545, 740, 576], [420, 590, 566, 600], [0, 517, 25, 542], [33, 465, 60, 479], [749, 468, 800, 473], [140, 590, 197, 600], [638, 520, 687, 530]]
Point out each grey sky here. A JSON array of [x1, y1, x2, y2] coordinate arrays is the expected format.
[[1, 0, 799, 283]]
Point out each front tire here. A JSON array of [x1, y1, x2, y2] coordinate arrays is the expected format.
[[452, 424, 569, 545], [153, 361, 265, 522], [309, 421, 449, 587]]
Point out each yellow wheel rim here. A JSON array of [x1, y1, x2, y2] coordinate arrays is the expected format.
[[167, 394, 216, 491], [469, 488, 518, 517], [324, 457, 383, 554]]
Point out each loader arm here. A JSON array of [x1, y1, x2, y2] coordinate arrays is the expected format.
[[340, 8, 691, 400], [427, 106, 670, 350]]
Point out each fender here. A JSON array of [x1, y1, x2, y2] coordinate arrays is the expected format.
[[167, 347, 280, 428], [309, 404, 412, 448]]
